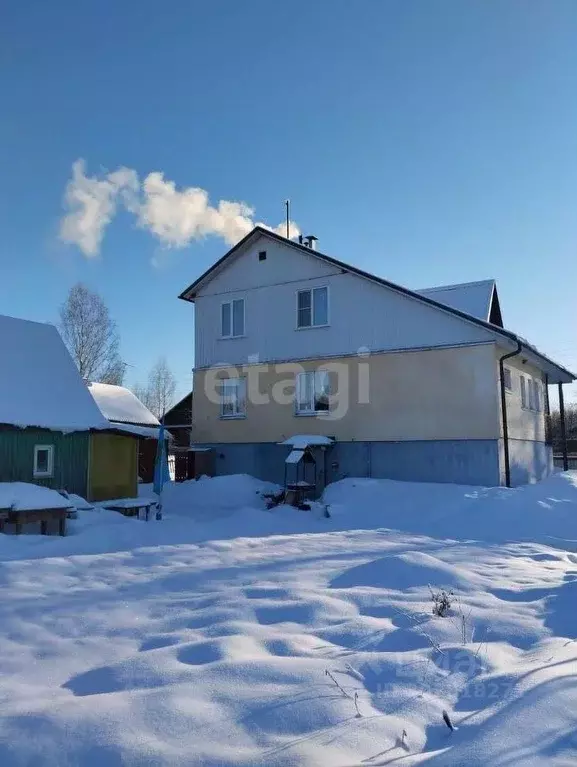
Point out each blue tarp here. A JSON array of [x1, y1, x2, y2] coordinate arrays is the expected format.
[[153, 424, 171, 495]]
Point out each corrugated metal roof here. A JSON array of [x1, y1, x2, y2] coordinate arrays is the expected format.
[[416, 280, 496, 322]]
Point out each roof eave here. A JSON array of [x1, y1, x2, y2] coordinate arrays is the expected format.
[[517, 343, 576, 385]]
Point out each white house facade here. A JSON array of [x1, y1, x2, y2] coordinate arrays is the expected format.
[[180, 227, 575, 488]]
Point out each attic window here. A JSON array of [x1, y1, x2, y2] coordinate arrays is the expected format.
[[258, 251, 267, 261], [33, 445, 54, 478]]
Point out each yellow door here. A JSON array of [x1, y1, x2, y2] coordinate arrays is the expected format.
[[89, 434, 138, 501]]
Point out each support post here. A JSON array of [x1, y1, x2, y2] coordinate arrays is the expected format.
[[544, 374, 552, 446], [558, 382, 569, 471]]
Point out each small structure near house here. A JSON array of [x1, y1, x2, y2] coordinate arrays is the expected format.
[[172, 446, 214, 482], [281, 435, 334, 505], [284, 448, 317, 507], [163, 392, 193, 448], [0, 314, 141, 503], [87, 382, 169, 484]]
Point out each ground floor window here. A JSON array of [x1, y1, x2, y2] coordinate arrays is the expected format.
[[33, 444, 54, 478], [220, 378, 247, 418], [296, 370, 331, 414]]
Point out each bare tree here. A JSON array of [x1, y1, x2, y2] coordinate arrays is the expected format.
[[550, 404, 577, 447], [59, 283, 126, 385], [134, 357, 176, 419]]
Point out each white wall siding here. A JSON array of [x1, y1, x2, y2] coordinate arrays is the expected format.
[[497, 349, 546, 442], [196, 237, 340, 296], [194, 236, 495, 369]]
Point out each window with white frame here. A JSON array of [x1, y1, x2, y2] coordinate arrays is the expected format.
[[527, 377, 535, 410], [296, 287, 328, 328], [521, 376, 542, 412], [221, 298, 245, 338], [33, 445, 54, 478], [296, 370, 331, 414], [532, 379, 541, 412], [503, 367, 512, 391], [520, 375, 527, 408], [220, 377, 246, 418]]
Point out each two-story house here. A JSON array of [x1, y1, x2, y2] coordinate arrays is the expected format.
[[179, 227, 575, 488]]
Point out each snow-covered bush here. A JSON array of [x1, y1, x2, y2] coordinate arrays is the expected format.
[[430, 587, 454, 617]]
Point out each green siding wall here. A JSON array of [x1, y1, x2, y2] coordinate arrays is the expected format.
[[0, 428, 89, 496]]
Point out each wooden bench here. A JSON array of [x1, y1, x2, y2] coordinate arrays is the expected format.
[[103, 499, 157, 521], [0, 506, 69, 536]]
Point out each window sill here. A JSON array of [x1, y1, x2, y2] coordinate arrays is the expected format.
[[295, 411, 331, 417], [218, 335, 246, 341], [295, 324, 330, 331], [33, 473, 53, 479], [219, 414, 247, 420]]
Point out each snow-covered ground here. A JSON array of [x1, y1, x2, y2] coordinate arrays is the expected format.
[[1, 473, 577, 765]]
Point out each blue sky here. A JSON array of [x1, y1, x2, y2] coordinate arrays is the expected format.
[[1, 0, 576, 401]]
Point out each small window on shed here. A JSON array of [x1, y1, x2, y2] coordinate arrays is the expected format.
[[258, 250, 267, 261], [33, 445, 54, 478]]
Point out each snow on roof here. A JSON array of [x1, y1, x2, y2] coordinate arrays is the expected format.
[[109, 422, 170, 440], [88, 382, 160, 426], [416, 280, 496, 322], [280, 435, 334, 448], [285, 449, 305, 464], [0, 482, 72, 511], [0, 314, 109, 432]]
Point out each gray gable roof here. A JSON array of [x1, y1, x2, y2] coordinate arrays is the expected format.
[[417, 280, 503, 327], [179, 227, 574, 384]]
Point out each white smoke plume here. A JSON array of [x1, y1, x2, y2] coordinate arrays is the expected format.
[[59, 160, 139, 257], [59, 160, 299, 257]]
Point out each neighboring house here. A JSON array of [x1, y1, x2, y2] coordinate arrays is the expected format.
[[163, 392, 193, 447], [162, 391, 214, 481], [0, 314, 140, 501], [87, 382, 165, 484], [179, 227, 575, 489]]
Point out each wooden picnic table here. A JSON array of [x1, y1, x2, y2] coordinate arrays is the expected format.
[[0, 506, 69, 536]]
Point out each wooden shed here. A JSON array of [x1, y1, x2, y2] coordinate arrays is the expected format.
[[163, 392, 193, 448], [0, 425, 139, 502], [87, 382, 167, 484], [0, 314, 141, 502]]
